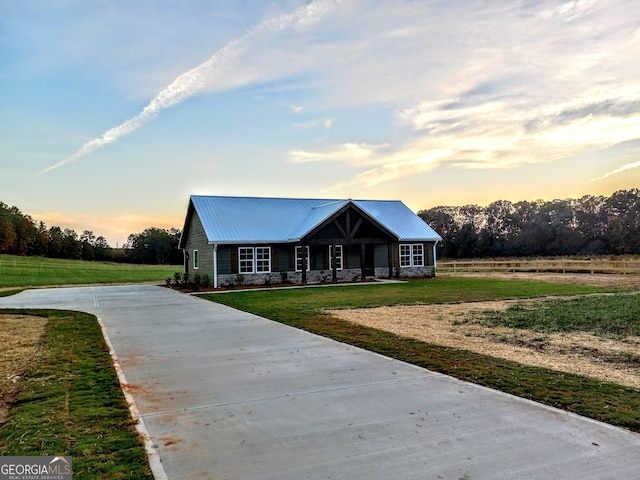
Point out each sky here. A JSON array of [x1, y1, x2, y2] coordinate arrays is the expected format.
[[2, 0, 639, 247]]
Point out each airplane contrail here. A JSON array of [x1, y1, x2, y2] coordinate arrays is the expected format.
[[38, 0, 339, 176], [591, 160, 640, 182]]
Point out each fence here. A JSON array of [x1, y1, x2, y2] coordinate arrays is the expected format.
[[437, 257, 640, 275]]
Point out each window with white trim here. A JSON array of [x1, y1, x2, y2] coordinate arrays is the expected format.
[[239, 247, 254, 273], [412, 244, 424, 266], [329, 245, 343, 270], [255, 246, 271, 273], [193, 249, 199, 269], [400, 244, 424, 267], [295, 246, 310, 272], [238, 246, 271, 273]]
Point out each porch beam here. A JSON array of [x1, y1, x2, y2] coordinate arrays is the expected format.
[[350, 218, 363, 239], [333, 219, 348, 239]]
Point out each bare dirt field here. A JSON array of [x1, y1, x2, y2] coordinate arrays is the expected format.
[[0, 314, 47, 424], [328, 273, 640, 390]]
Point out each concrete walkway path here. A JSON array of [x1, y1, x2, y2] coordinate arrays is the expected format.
[[1, 285, 639, 479]]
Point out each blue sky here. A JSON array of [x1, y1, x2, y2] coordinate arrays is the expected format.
[[2, 0, 639, 246]]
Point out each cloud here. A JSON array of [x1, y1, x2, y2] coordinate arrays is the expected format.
[[38, 0, 340, 176], [293, 81, 640, 189], [591, 160, 640, 182], [292, 118, 334, 129], [290, 142, 388, 164]]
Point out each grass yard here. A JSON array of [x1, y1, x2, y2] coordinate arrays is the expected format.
[[0, 254, 179, 289], [468, 292, 640, 337], [0, 309, 152, 479], [203, 277, 640, 431]]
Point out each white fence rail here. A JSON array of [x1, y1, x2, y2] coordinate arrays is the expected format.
[[438, 258, 640, 275]]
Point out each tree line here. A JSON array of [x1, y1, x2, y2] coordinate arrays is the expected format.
[[0, 201, 182, 264], [3, 189, 638, 264], [418, 189, 640, 259]]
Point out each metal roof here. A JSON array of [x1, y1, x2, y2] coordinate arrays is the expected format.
[[183, 195, 441, 245]]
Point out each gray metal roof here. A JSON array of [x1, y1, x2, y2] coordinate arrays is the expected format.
[[184, 195, 441, 245]]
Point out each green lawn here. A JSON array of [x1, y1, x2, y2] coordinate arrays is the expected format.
[[466, 292, 640, 338], [203, 277, 640, 431], [0, 309, 152, 479], [0, 254, 179, 288]]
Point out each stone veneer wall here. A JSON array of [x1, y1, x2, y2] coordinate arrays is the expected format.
[[217, 266, 435, 287]]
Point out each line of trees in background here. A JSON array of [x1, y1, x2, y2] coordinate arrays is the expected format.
[[0, 201, 182, 264], [419, 189, 640, 259], [2, 189, 638, 265]]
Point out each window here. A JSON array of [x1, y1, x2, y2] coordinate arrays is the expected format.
[[412, 244, 424, 266], [193, 249, 199, 269], [238, 246, 271, 273], [239, 247, 254, 273], [255, 247, 271, 273], [295, 246, 310, 272], [329, 245, 343, 270], [400, 244, 424, 267], [400, 244, 412, 267]]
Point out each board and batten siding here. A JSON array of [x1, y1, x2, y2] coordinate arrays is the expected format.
[[184, 211, 214, 276]]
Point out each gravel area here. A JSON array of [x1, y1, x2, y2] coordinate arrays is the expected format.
[[328, 273, 640, 389]]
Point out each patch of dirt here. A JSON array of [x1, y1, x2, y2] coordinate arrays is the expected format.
[[442, 271, 640, 289], [328, 274, 640, 389], [0, 314, 47, 424]]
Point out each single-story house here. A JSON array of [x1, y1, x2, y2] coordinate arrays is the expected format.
[[178, 195, 442, 287]]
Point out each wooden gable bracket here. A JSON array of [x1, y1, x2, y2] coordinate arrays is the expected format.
[[332, 209, 364, 242]]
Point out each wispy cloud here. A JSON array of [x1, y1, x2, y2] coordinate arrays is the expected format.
[[293, 82, 640, 188], [591, 160, 640, 182], [292, 118, 334, 129], [290, 142, 388, 164], [38, 0, 339, 176]]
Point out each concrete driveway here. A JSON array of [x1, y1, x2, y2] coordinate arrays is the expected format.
[[1, 285, 639, 479]]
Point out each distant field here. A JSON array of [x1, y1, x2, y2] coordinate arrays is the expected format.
[[0, 254, 180, 288]]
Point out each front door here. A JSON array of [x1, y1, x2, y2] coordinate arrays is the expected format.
[[364, 244, 375, 277]]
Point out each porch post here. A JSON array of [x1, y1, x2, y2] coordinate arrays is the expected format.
[[360, 242, 366, 281], [387, 243, 394, 278]]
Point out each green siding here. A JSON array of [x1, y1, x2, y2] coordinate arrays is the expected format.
[[217, 246, 232, 275], [374, 244, 389, 267], [183, 211, 213, 276]]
